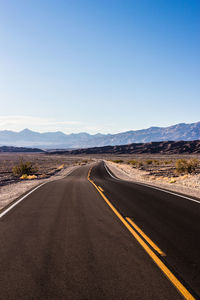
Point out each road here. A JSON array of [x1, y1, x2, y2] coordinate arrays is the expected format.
[[0, 161, 199, 299]]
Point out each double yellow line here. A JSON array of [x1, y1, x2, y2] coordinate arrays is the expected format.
[[87, 167, 195, 300]]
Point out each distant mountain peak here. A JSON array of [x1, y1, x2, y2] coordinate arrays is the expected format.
[[20, 128, 35, 133], [0, 121, 199, 149]]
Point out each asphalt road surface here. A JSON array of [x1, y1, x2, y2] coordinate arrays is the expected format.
[[0, 161, 199, 299]]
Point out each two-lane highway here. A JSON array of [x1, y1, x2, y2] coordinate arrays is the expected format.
[[0, 162, 199, 299], [91, 162, 200, 298]]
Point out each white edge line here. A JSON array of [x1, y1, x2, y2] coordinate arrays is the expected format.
[[104, 161, 200, 205], [104, 162, 121, 181], [0, 183, 47, 219], [0, 167, 78, 219]]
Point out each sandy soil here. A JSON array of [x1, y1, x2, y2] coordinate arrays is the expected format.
[[105, 160, 200, 199], [0, 165, 78, 210], [0, 153, 89, 186]]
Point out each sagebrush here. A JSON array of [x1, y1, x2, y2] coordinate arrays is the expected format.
[[175, 159, 199, 175], [12, 159, 38, 177]]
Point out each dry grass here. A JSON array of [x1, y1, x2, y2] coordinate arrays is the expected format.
[[175, 158, 199, 175]]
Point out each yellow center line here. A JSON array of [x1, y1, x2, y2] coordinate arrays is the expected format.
[[98, 186, 104, 192], [87, 168, 195, 300], [126, 217, 166, 257]]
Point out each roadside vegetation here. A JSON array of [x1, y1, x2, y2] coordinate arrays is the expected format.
[[11, 157, 92, 180], [110, 157, 200, 178], [111, 159, 124, 163], [0, 154, 94, 187], [175, 159, 199, 175], [12, 159, 38, 178]]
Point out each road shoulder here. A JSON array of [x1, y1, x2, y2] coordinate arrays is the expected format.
[[105, 160, 200, 200]]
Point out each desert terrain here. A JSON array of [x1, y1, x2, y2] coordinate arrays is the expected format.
[[104, 154, 200, 199], [0, 153, 93, 210], [0, 152, 200, 211]]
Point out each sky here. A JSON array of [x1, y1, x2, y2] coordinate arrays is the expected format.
[[0, 0, 199, 134]]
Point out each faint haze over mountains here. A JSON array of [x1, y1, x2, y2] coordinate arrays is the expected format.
[[0, 121, 199, 149]]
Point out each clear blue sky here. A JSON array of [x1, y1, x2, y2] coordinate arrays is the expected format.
[[0, 0, 199, 133]]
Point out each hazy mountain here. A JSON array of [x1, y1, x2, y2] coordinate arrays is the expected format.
[[0, 122, 200, 149]]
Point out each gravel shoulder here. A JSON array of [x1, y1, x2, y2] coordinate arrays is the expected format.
[[105, 160, 200, 199], [0, 165, 78, 211]]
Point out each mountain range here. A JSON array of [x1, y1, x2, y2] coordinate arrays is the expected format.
[[0, 121, 200, 149], [57, 140, 200, 155]]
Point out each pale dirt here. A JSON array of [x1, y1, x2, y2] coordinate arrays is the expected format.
[[0, 165, 78, 210], [105, 161, 200, 199]]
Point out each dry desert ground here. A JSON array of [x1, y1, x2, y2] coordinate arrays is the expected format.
[[0, 153, 200, 211]]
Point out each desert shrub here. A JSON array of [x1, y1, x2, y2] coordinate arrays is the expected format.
[[145, 160, 153, 165], [169, 179, 176, 183], [127, 160, 138, 165], [137, 161, 144, 167], [82, 160, 88, 163], [58, 164, 64, 169], [175, 159, 199, 175], [112, 160, 123, 163], [12, 159, 38, 177], [128, 160, 144, 168], [20, 174, 28, 179], [153, 160, 161, 165], [27, 175, 37, 180], [20, 174, 37, 180], [164, 160, 173, 165]]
